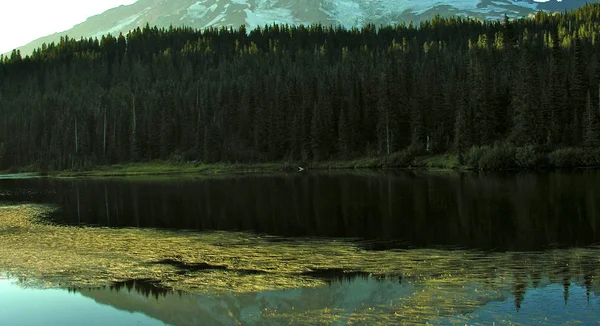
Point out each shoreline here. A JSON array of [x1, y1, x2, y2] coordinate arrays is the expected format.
[[2, 155, 464, 178], [2, 153, 600, 179]]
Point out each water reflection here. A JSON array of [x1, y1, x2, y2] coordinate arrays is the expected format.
[[70, 276, 413, 325], [439, 283, 600, 325], [6, 269, 599, 326], [105, 279, 180, 300], [0, 278, 164, 326], [1, 170, 599, 251], [88, 273, 600, 325]]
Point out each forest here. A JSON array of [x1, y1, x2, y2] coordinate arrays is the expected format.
[[1, 4, 600, 171]]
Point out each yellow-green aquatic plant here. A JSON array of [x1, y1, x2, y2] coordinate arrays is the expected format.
[[1, 203, 599, 324]]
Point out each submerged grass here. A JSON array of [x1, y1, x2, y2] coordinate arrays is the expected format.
[[1, 203, 600, 324]]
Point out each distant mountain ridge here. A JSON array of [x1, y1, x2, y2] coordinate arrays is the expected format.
[[6, 0, 599, 56]]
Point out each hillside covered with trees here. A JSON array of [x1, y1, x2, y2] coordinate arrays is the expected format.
[[1, 4, 600, 171]]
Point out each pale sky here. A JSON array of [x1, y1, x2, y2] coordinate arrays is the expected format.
[[0, 0, 138, 54]]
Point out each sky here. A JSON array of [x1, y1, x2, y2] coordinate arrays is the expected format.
[[0, 0, 138, 54]]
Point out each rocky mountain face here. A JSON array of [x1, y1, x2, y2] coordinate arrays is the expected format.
[[9, 0, 598, 56]]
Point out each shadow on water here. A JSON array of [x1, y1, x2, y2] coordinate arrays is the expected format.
[[151, 259, 266, 276], [153, 259, 228, 272], [2, 170, 600, 251]]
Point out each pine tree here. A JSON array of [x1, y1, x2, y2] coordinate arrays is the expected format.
[[410, 97, 425, 150], [310, 102, 325, 161], [570, 38, 588, 122], [509, 48, 535, 146], [376, 76, 394, 155], [203, 123, 221, 163], [548, 30, 565, 146], [571, 110, 581, 146], [289, 113, 302, 161], [454, 103, 470, 164], [338, 108, 350, 157], [2, 7, 600, 169], [583, 90, 600, 147], [300, 100, 312, 161], [469, 40, 494, 145]]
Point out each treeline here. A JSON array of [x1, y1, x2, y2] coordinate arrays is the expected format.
[[1, 4, 600, 171]]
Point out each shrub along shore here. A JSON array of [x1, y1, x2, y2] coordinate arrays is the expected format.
[[2, 144, 596, 177]]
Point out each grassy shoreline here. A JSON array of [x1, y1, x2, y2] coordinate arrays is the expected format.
[[4, 146, 600, 178], [50, 162, 294, 178], [5, 154, 463, 178]]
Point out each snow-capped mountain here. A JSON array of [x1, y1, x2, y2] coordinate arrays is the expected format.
[[9, 0, 598, 56]]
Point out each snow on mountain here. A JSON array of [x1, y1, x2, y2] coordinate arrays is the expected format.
[[91, 6, 153, 39], [7, 0, 598, 56]]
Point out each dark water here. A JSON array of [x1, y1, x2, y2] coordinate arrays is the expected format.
[[1, 170, 600, 250], [2, 170, 600, 325]]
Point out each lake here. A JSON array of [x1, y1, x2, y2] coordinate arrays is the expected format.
[[1, 170, 600, 325]]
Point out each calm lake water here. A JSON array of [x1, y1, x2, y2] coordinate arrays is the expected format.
[[2, 275, 600, 326], [1, 170, 600, 324]]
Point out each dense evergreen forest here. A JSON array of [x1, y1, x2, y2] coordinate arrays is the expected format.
[[1, 4, 600, 171]]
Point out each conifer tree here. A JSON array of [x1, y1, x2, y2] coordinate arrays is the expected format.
[[1, 5, 600, 169], [509, 48, 535, 146], [454, 102, 470, 164], [583, 90, 600, 147], [338, 108, 350, 157]]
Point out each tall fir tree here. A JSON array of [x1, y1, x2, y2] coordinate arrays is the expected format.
[[583, 90, 600, 147]]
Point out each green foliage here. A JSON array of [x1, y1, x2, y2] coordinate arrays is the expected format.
[[381, 146, 423, 167], [548, 148, 586, 168], [515, 145, 540, 168], [581, 149, 600, 166], [420, 154, 460, 169], [464, 146, 489, 170], [583, 91, 600, 147], [167, 151, 186, 165], [548, 148, 600, 168], [463, 145, 600, 170], [52, 161, 288, 177], [466, 143, 541, 170], [479, 144, 515, 171], [472, 143, 516, 171], [1, 5, 600, 171]]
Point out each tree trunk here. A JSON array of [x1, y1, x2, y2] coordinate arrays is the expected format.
[[75, 117, 78, 155], [131, 93, 137, 159], [386, 109, 390, 155], [103, 109, 107, 156], [132, 94, 136, 132]]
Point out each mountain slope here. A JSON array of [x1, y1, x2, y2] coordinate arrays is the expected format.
[[7, 0, 599, 56]]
